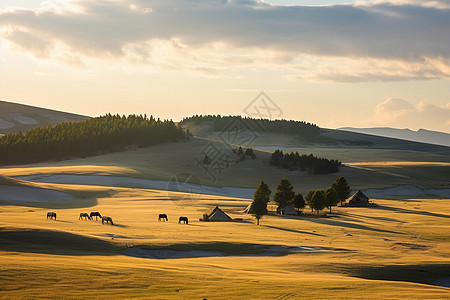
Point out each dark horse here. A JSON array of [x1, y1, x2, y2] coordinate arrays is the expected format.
[[102, 216, 114, 225], [178, 216, 188, 224], [79, 213, 91, 220], [158, 214, 168, 222], [90, 212, 102, 221], [47, 212, 56, 220]]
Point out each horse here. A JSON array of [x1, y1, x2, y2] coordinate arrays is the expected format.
[[178, 216, 188, 224], [47, 212, 56, 220], [90, 212, 102, 221], [158, 214, 168, 222], [79, 213, 91, 220], [102, 216, 114, 225]]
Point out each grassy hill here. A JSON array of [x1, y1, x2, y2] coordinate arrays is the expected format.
[[0, 114, 449, 298], [1, 136, 448, 199], [0, 99, 89, 134], [0, 114, 448, 196]]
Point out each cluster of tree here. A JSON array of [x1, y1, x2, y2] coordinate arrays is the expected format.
[[180, 115, 320, 138], [250, 176, 351, 224], [251, 178, 305, 225], [0, 114, 186, 165], [233, 146, 256, 160], [270, 150, 341, 174], [305, 177, 351, 215]]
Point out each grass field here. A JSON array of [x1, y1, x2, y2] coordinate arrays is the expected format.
[[0, 131, 449, 299], [1, 137, 449, 195], [0, 178, 450, 299]]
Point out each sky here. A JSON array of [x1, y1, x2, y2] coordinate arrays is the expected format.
[[0, 0, 449, 133]]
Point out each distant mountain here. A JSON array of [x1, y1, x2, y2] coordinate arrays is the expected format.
[[338, 127, 450, 147], [0, 100, 89, 134]]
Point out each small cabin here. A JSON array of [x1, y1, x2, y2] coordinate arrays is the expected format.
[[346, 190, 370, 207], [208, 206, 233, 221], [276, 204, 298, 216]]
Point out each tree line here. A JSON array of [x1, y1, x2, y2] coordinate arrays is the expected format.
[[251, 176, 351, 225], [270, 150, 341, 174], [0, 114, 186, 165], [180, 115, 320, 138]]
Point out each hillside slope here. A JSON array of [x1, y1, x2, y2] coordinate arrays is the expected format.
[[0, 99, 89, 134], [339, 127, 450, 147]]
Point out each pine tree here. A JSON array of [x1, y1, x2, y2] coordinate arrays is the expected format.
[[273, 178, 295, 207], [252, 180, 271, 225], [331, 176, 351, 206], [305, 190, 315, 212], [293, 193, 305, 212], [310, 190, 326, 215], [325, 187, 339, 214]]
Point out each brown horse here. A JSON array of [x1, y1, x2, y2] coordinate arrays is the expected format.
[[47, 212, 56, 220], [79, 213, 91, 220], [102, 216, 114, 225], [158, 214, 168, 222], [90, 212, 102, 221], [178, 216, 188, 224]]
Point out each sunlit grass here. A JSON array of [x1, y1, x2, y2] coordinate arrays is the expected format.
[[1, 182, 449, 298]]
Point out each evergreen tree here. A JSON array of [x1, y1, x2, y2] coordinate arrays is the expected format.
[[293, 193, 305, 212], [310, 190, 326, 215], [325, 187, 339, 214], [273, 178, 295, 207], [331, 176, 351, 206], [0, 114, 186, 165], [305, 190, 315, 212], [269, 150, 341, 174], [252, 180, 271, 225]]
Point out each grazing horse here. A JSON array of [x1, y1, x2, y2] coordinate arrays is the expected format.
[[79, 213, 91, 220], [178, 216, 188, 224], [47, 212, 56, 220], [102, 216, 114, 225], [158, 214, 168, 222], [90, 212, 102, 221]]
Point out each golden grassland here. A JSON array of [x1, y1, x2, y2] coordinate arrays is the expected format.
[[0, 135, 449, 299], [1, 181, 450, 299]]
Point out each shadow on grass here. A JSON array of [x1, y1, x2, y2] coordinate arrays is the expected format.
[[351, 264, 450, 287], [300, 217, 401, 234], [374, 205, 450, 219], [264, 225, 325, 236], [0, 198, 98, 209], [0, 227, 121, 256], [136, 241, 264, 256], [344, 213, 407, 224], [126, 241, 345, 259], [109, 223, 128, 228]]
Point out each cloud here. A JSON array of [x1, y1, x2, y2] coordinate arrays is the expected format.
[[0, 0, 450, 81], [375, 98, 450, 131]]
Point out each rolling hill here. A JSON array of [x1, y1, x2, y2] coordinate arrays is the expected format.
[[0, 99, 89, 134], [339, 127, 450, 147], [0, 113, 449, 198], [0, 112, 449, 298]]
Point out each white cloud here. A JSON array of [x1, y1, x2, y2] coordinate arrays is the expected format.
[[374, 98, 450, 131], [0, 0, 450, 82]]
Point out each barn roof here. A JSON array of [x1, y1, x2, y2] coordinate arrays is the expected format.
[[208, 206, 232, 221], [348, 190, 369, 201]]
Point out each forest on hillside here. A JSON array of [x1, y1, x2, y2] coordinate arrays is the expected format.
[[0, 114, 186, 165], [180, 115, 320, 138], [270, 150, 341, 174]]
